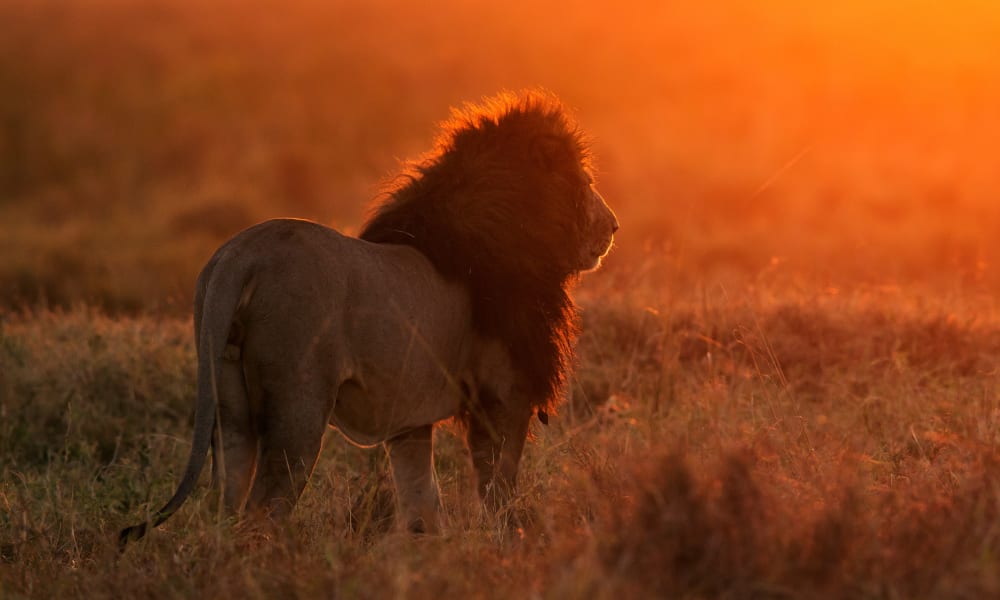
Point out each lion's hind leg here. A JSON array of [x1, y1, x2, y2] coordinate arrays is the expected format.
[[213, 349, 259, 516], [244, 382, 328, 519], [386, 425, 441, 534]]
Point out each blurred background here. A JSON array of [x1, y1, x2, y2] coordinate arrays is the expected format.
[[2, 0, 998, 312]]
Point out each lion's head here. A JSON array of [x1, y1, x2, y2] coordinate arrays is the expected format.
[[360, 91, 617, 407]]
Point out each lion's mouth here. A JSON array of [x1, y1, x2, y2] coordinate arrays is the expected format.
[[583, 235, 615, 271]]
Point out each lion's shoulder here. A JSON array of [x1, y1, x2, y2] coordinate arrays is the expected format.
[[358, 91, 593, 406]]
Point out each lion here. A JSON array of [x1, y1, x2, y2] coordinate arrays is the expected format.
[[119, 91, 618, 545]]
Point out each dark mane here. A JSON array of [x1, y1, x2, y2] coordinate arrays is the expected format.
[[359, 91, 593, 407]]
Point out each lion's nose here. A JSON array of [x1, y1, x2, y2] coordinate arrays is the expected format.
[[610, 214, 620, 234]]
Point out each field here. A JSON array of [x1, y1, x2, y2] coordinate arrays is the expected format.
[[3, 0, 1000, 597]]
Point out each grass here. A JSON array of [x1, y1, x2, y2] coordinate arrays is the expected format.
[[3, 0, 1000, 597], [3, 283, 1000, 598]]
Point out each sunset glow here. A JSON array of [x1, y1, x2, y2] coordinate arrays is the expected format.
[[2, 0, 997, 309], [3, 1, 1000, 596]]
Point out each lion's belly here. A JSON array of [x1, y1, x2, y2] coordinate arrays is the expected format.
[[329, 377, 462, 446]]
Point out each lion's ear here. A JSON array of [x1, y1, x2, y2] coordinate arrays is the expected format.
[[530, 135, 575, 172]]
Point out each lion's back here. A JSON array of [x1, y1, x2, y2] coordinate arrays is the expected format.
[[199, 217, 472, 361], [196, 217, 475, 439]]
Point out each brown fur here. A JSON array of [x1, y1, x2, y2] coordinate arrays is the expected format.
[[118, 91, 616, 546], [361, 91, 595, 408]]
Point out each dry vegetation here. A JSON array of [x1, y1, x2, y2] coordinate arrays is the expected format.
[[3, 0, 1000, 597], [4, 290, 1000, 598]]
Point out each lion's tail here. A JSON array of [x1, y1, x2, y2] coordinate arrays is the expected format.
[[119, 252, 254, 550]]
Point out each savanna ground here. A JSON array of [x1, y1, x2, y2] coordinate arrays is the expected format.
[[2, 1, 1000, 597]]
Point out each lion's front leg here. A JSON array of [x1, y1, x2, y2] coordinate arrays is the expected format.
[[385, 425, 441, 534], [465, 390, 532, 516]]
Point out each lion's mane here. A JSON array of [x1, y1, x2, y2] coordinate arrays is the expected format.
[[360, 91, 593, 408]]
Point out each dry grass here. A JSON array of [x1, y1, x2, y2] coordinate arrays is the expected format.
[[3, 0, 1000, 597], [3, 284, 1000, 598]]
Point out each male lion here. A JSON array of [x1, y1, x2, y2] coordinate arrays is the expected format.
[[120, 91, 617, 545]]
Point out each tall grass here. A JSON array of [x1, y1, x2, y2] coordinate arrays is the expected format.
[[3, 284, 1000, 597]]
